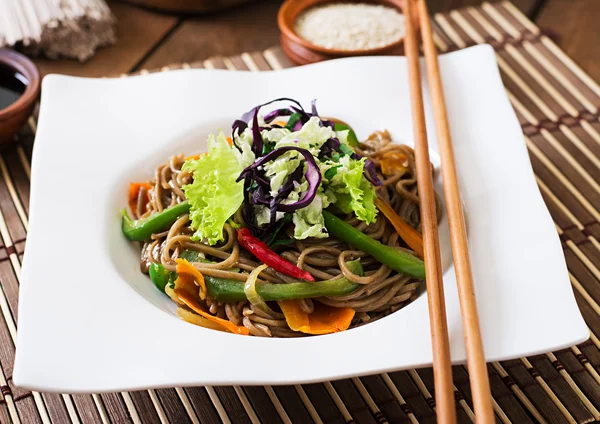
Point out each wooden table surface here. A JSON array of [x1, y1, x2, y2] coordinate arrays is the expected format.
[[33, 0, 600, 82]]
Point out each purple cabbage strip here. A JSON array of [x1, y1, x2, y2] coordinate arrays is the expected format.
[[255, 173, 270, 189], [289, 105, 312, 128], [251, 186, 269, 206], [363, 159, 382, 186], [232, 119, 248, 137], [251, 107, 263, 156], [264, 108, 293, 123], [232, 97, 307, 156], [238, 146, 322, 213], [234, 98, 336, 139], [274, 166, 303, 204], [350, 152, 382, 186], [311, 99, 319, 117], [236, 98, 305, 128], [319, 137, 341, 159], [242, 176, 260, 235], [322, 120, 335, 129], [310, 98, 334, 128]]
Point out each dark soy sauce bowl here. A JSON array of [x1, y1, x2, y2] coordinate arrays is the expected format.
[[0, 49, 40, 144]]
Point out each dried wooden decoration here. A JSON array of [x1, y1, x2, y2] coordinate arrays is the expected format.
[[0, 0, 116, 62]]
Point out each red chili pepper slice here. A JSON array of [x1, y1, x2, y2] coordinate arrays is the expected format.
[[236, 228, 315, 282]]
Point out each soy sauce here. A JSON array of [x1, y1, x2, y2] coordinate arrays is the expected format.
[[0, 63, 27, 110]]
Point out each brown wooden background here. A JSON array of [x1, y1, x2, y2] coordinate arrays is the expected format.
[[32, 0, 600, 84], [2, 1, 599, 423]]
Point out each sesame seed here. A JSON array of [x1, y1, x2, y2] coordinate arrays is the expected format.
[[294, 3, 406, 51]]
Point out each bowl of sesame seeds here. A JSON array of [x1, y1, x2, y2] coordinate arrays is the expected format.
[[278, 0, 411, 65]]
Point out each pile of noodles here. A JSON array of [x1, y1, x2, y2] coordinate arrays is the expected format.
[[134, 130, 441, 337]]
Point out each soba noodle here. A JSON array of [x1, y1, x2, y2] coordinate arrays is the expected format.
[[134, 130, 440, 337]]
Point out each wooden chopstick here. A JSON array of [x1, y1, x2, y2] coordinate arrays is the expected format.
[[416, 0, 495, 421], [402, 0, 457, 423]]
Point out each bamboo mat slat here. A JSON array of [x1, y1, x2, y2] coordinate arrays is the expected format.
[[4, 1, 600, 423]]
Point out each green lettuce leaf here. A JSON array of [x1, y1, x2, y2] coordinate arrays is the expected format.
[[182, 132, 243, 245], [330, 156, 377, 224]]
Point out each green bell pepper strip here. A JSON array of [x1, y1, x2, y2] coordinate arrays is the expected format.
[[206, 260, 362, 302], [333, 122, 359, 147], [322, 210, 425, 279], [149, 262, 172, 292], [148, 255, 364, 302], [122, 200, 191, 241]]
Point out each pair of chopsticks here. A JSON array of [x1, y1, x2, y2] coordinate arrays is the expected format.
[[402, 0, 495, 422]]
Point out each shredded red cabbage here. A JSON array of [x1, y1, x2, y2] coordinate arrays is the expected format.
[[233, 98, 308, 157], [310, 99, 334, 128], [238, 146, 322, 219], [235, 98, 382, 235], [311, 99, 319, 117], [242, 176, 260, 235], [264, 108, 293, 123], [234, 98, 304, 129], [363, 159, 383, 186], [251, 108, 263, 156], [319, 137, 341, 159]]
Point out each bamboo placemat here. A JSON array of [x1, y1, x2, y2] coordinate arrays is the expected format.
[[3, 1, 600, 423]]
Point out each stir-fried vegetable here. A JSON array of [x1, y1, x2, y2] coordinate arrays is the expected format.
[[333, 122, 359, 147], [149, 262, 171, 292], [175, 288, 250, 335], [244, 264, 276, 315], [237, 146, 322, 214], [374, 197, 424, 259], [175, 258, 208, 300], [237, 228, 315, 281], [128, 182, 152, 215], [123, 97, 435, 338], [278, 301, 355, 335], [229, 99, 381, 241], [379, 152, 408, 176], [122, 200, 190, 241], [322, 210, 425, 279], [177, 308, 227, 332], [148, 258, 364, 302]]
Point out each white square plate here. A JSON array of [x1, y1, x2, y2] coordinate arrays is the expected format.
[[14, 45, 588, 393]]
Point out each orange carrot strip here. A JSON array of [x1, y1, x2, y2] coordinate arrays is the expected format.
[[226, 136, 233, 145], [175, 289, 250, 335], [177, 308, 227, 332], [380, 152, 408, 176], [374, 197, 424, 259], [272, 120, 287, 127], [278, 300, 355, 335], [175, 259, 207, 300], [128, 182, 152, 215]]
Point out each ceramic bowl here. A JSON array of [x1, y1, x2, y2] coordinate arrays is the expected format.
[[0, 49, 40, 144], [13, 46, 587, 392], [278, 0, 411, 65]]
